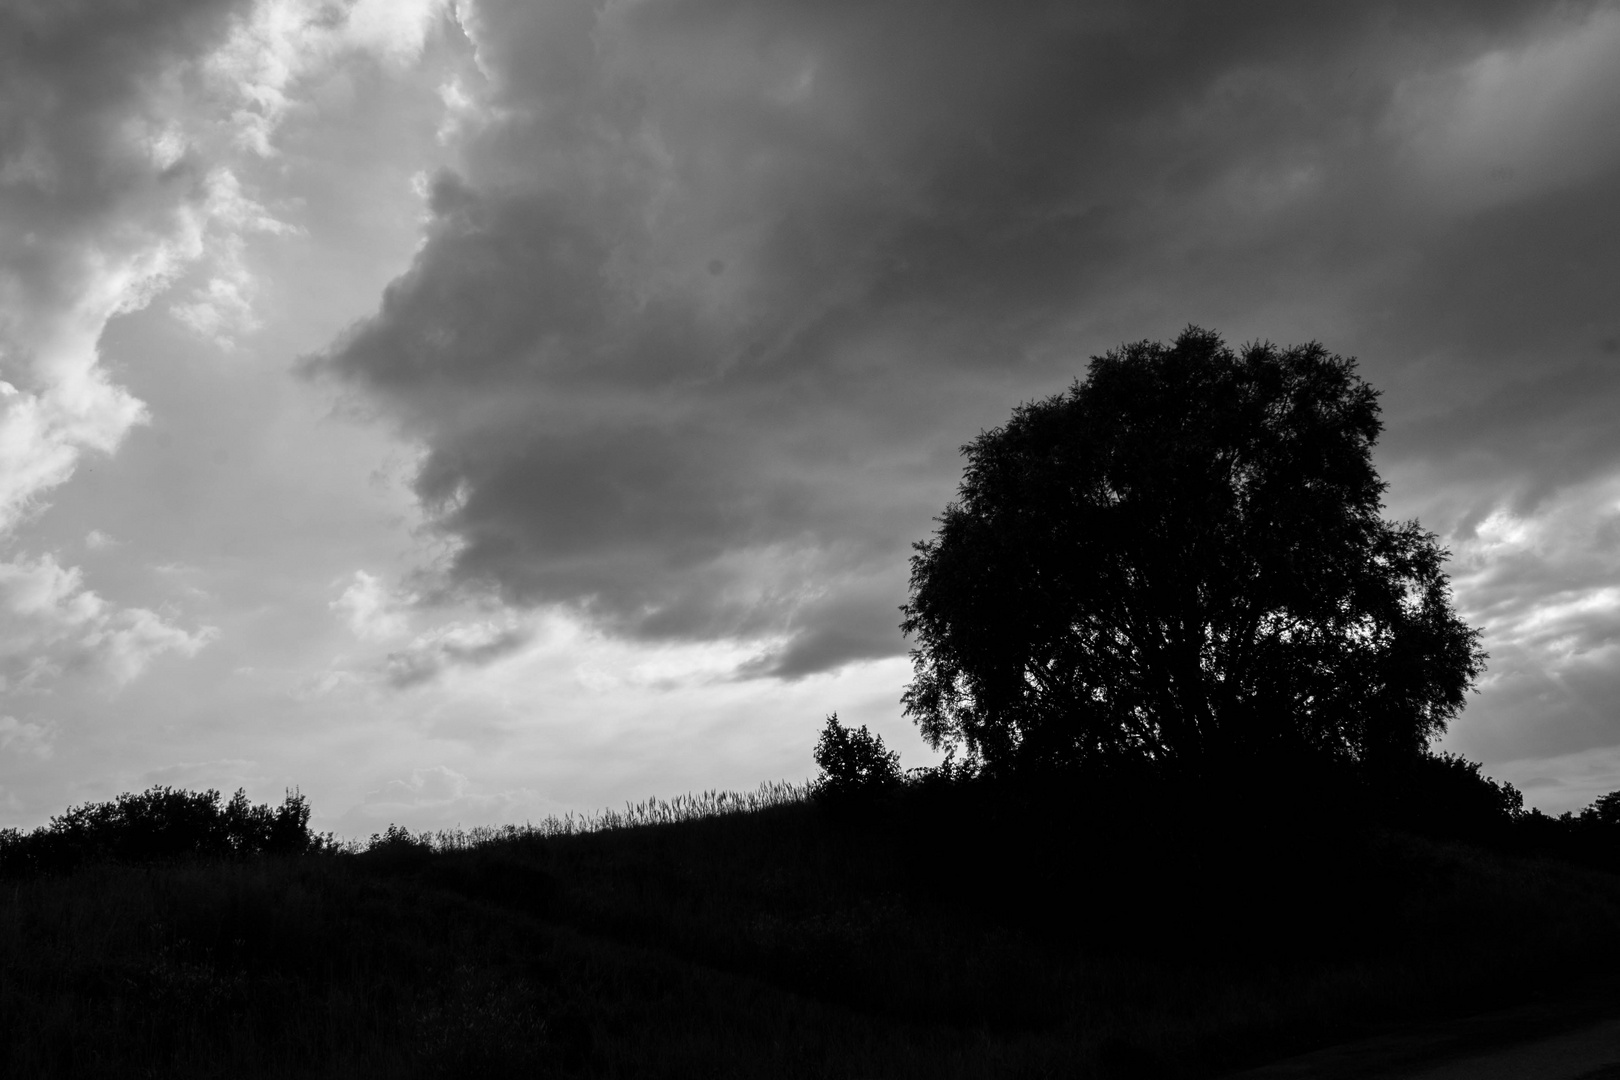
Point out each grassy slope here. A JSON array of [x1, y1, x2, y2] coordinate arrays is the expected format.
[[5, 791, 1620, 1079]]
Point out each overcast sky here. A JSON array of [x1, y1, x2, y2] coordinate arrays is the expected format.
[[2, 0, 1618, 833]]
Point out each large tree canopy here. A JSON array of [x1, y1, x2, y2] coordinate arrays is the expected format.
[[901, 327, 1485, 776]]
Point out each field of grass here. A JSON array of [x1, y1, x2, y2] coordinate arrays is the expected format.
[[5, 776, 1620, 1078]]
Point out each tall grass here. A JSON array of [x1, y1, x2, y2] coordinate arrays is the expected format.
[[377, 779, 815, 853]]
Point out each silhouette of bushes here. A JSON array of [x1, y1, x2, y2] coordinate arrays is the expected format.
[[1505, 789, 1620, 871], [1585, 789, 1620, 827], [1373, 751, 1525, 842], [0, 786, 332, 876], [1361, 752, 1620, 869], [812, 714, 901, 802], [360, 822, 437, 873]]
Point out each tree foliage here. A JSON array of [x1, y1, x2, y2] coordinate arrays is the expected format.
[[901, 327, 1485, 776], [0, 786, 330, 875], [813, 714, 902, 799]]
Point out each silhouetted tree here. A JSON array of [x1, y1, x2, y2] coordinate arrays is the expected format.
[[813, 714, 901, 799], [901, 327, 1485, 777], [1582, 789, 1620, 829], [0, 786, 329, 875], [1378, 752, 1522, 840]]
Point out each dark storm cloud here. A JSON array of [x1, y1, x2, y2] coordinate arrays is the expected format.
[[1378, 175, 1620, 511], [315, 0, 1615, 681]]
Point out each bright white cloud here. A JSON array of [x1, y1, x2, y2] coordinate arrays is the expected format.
[[0, 0, 440, 700], [169, 169, 298, 345], [209, 0, 450, 156], [331, 569, 413, 640], [0, 141, 217, 696], [1439, 470, 1620, 781], [157, 0, 455, 347], [1451, 485, 1620, 656], [0, 363, 147, 537]]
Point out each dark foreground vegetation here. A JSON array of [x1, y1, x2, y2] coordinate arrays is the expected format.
[[5, 746, 1620, 1080]]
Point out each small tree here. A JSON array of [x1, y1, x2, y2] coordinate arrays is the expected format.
[[1581, 790, 1620, 829], [813, 714, 902, 798], [0, 786, 331, 876], [901, 327, 1485, 777]]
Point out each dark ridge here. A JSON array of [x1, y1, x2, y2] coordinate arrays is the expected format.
[[4, 756, 1620, 1079]]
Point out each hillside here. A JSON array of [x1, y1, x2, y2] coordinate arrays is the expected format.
[[6, 774, 1620, 1078]]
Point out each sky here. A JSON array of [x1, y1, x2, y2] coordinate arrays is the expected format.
[[2, 0, 1619, 834]]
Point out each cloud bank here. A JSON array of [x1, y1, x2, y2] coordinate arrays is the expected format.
[[0, 0, 459, 697], [307, 0, 1620, 812], [0, 0, 255, 689]]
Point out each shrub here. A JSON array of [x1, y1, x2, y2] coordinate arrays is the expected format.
[[1376, 752, 1523, 841], [0, 786, 332, 876], [813, 714, 902, 800], [367, 823, 432, 853], [1581, 790, 1620, 829]]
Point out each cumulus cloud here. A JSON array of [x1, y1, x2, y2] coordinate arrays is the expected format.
[[0, 0, 280, 698], [0, 0, 249, 527], [0, 554, 216, 687], [311, 0, 1618, 753], [0, 0, 450, 695], [331, 569, 413, 640], [207, 0, 451, 156], [168, 168, 299, 345]]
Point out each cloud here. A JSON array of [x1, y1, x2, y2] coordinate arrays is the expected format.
[[168, 168, 299, 345], [1436, 474, 1620, 765], [0, 0, 251, 529], [0, 0, 472, 709], [1392, 5, 1620, 215], [382, 617, 531, 688], [207, 0, 452, 156], [0, 0, 451, 504], [0, 0, 265, 700], [332, 569, 413, 640], [738, 574, 910, 680], [311, 0, 1617, 704], [0, 553, 217, 687], [371, 763, 470, 803], [326, 571, 538, 691]]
